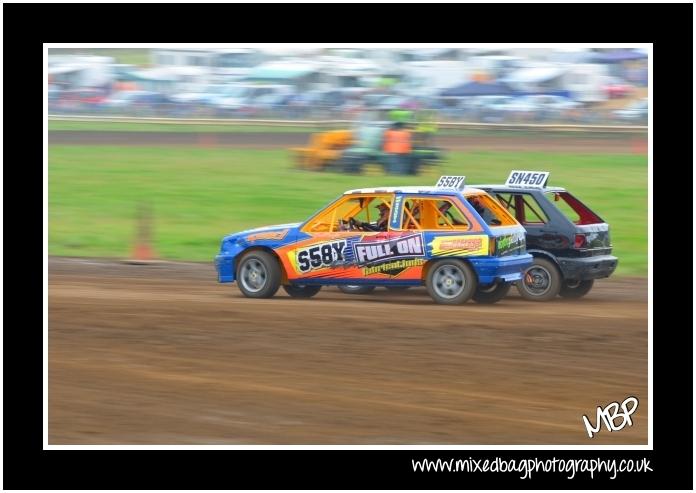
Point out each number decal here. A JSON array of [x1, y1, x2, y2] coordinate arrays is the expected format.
[[296, 241, 347, 273], [436, 175, 466, 190], [505, 170, 549, 189]]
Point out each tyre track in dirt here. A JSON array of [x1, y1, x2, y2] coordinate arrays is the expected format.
[[48, 257, 648, 445]]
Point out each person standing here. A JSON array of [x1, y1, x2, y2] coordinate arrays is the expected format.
[[382, 121, 412, 175]]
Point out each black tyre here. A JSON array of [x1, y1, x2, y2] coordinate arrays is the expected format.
[[385, 286, 410, 292], [516, 257, 561, 302], [236, 250, 281, 299], [341, 155, 366, 174], [425, 260, 477, 305], [338, 285, 376, 295], [559, 279, 595, 299], [283, 284, 322, 298], [472, 282, 511, 304]]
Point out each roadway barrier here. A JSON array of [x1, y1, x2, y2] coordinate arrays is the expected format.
[[48, 114, 648, 133]]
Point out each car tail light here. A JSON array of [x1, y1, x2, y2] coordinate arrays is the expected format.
[[574, 234, 587, 248]]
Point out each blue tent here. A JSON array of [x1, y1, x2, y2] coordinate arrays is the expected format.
[[590, 50, 647, 63], [440, 81, 515, 97]]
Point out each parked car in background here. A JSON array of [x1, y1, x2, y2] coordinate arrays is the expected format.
[[493, 95, 581, 121], [494, 96, 538, 120], [522, 94, 581, 111], [474, 95, 515, 121], [48, 84, 62, 102], [170, 84, 231, 105], [244, 91, 294, 116], [60, 88, 109, 104], [613, 98, 648, 122], [602, 76, 634, 99], [214, 84, 293, 113], [103, 90, 172, 112]]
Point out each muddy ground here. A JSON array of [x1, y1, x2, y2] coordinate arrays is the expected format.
[[48, 130, 647, 153], [48, 257, 648, 445]]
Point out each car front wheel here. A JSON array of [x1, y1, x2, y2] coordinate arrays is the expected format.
[[559, 279, 594, 299], [236, 251, 281, 298], [472, 282, 511, 304], [425, 260, 477, 305]]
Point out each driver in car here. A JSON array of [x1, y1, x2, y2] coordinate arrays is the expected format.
[[468, 197, 501, 226], [342, 202, 390, 231]]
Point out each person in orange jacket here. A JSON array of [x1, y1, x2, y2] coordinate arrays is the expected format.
[[382, 121, 412, 175]]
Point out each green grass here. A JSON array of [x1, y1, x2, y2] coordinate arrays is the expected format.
[[48, 146, 648, 275], [48, 48, 150, 66], [48, 121, 324, 133]]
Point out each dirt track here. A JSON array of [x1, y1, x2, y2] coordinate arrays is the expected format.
[[49, 257, 648, 445], [48, 130, 647, 153]]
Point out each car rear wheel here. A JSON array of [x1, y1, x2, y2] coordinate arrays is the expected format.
[[338, 285, 376, 295], [472, 282, 511, 304], [425, 260, 477, 305], [283, 284, 322, 298], [559, 279, 594, 299], [236, 251, 281, 298], [516, 257, 561, 302]]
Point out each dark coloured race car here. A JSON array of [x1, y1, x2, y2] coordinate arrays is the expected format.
[[473, 170, 618, 301], [215, 176, 533, 305]]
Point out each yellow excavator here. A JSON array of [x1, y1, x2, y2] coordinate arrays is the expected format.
[[292, 112, 442, 175], [292, 129, 354, 171]]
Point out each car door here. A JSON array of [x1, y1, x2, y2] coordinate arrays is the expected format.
[[325, 194, 398, 282], [290, 194, 395, 283]]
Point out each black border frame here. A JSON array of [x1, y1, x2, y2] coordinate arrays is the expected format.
[[4, 2, 693, 489]]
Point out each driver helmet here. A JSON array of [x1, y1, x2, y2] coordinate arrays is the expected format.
[[469, 197, 485, 215]]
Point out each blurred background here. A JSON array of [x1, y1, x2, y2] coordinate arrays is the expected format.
[[48, 46, 648, 276], [48, 47, 648, 123]]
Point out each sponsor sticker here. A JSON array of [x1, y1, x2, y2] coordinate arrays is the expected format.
[[505, 170, 550, 189], [246, 229, 289, 242], [390, 195, 403, 229], [496, 232, 526, 256], [353, 233, 425, 266], [430, 235, 489, 257], [362, 258, 425, 276]]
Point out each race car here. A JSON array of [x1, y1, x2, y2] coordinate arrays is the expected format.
[[215, 176, 533, 305], [473, 170, 618, 301]]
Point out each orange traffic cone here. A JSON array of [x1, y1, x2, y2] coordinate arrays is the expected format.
[[130, 242, 155, 263], [126, 203, 158, 264]]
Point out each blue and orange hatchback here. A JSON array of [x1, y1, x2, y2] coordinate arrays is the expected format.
[[216, 176, 533, 304]]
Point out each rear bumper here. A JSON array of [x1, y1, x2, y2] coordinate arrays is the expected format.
[[469, 254, 533, 285], [214, 254, 235, 283], [557, 255, 618, 281]]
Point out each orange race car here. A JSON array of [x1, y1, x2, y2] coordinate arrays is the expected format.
[[215, 176, 533, 305]]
